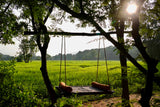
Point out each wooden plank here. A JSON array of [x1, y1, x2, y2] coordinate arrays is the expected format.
[[56, 86, 114, 96], [72, 86, 104, 93]]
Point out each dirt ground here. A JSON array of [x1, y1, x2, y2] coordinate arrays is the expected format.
[[82, 94, 160, 107]]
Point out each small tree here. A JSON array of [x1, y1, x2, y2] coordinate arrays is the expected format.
[[19, 36, 37, 63], [16, 53, 23, 62]]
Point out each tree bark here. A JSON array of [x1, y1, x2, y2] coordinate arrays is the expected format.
[[116, 29, 130, 107], [120, 53, 130, 107], [28, 1, 58, 104], [139, 60, 157, 107], [40, 48, 57, 104], [36, 24, 58, 104]]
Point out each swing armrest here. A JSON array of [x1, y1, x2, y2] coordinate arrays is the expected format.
[[91, 81, 110, 91], [59, 82, 72, 93]]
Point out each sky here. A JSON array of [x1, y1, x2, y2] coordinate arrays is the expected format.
[[0, 20, 113, 56], [0, 2, 139, 57]]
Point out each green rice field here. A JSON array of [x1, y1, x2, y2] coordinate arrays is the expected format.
[[14, 60, 160, 103]]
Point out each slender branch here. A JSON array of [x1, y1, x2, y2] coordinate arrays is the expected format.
[[80, 0, 84, 14], [2, 2, 12, 13], [28, 3, 37, 32], [43, 3, 54, 24], [54, 0, 84, 19], [28, 2, 42, 49]]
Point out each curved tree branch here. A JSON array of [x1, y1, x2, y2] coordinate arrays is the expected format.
[[28, 3, 37, 32], [54, 0, 84, 19], [131, 5, 158, 68], [44, 2, 55, 24], [54, 0, 147, 74]]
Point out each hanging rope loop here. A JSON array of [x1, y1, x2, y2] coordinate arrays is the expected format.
[[59, 36, 63, 84], [96, 36, 110, 85], [64, 36, 67, 84], [96, 36, 101, 82], [103, 38, 110, 85], [59, 36, 67, 85]]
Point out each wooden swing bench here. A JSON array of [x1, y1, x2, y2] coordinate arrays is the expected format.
[[56, 82, 114, 96], [56, 36, 114, 96]]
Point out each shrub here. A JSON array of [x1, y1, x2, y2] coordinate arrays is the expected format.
[[0, 60, 40, 106], [55, 96, 82, 107]]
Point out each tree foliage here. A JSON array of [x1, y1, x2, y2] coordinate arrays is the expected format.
[[0, 0, 26, 44], [140, 0, 160, 60], [19, 36, 37, 63], [0, 60, 39, 106]]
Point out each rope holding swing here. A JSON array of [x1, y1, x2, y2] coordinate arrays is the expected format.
[[103, 38, 110, 85], [59, 36, 63, 84], [64, 36, 67, 84], [96, 36, 101, 82], [59, 36, 67, 85], [96, 36, 110, 85]]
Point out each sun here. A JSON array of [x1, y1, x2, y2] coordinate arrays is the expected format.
[[126, 3, 137, 14]]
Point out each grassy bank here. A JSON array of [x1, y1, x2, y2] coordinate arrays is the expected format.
[[14, 60, 160, 105]]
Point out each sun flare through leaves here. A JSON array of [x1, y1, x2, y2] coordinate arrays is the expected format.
[[126, 3, 137, 14]]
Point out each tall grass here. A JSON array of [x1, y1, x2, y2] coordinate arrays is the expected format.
[[14, 60, 160, 100]]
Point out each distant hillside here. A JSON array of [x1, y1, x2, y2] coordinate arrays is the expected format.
[[0, 53, 14, 60], [0, 46, 140, 61], [51, 46, 139, 60]]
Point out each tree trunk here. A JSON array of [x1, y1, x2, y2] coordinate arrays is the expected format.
[[28, 2, 57, 104], [36, 23, 58, 104], [116, 3, 130, 105], [131, 2, 158, 106], [139, 61, 157, 107], [40, 48, 58, 104], [120, 53, 130, 107], [116, 32, 130, 107]]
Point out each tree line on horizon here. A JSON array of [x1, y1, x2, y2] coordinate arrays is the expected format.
[[50, 46, 139, 60], [0, 53, 14, 60], [51, 46, 139, 60], [0, 46, 139, 61]]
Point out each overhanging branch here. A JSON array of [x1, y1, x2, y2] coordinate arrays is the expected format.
[[24, 31, 132, 36]]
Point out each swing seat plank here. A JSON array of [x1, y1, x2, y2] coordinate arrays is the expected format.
[[56, 86, 114, 96]]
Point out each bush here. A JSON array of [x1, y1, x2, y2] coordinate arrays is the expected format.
[[0, 60, 40, 106], [55, 96, 82, 107]]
